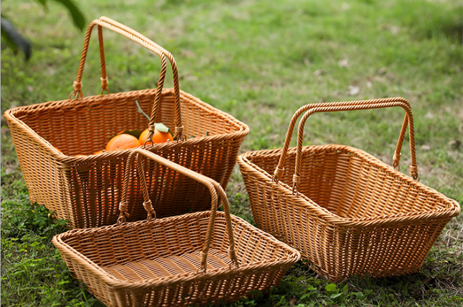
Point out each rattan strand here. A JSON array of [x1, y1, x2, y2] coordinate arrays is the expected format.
[[53, 149, 300, 306], [238, 97, 460, 282], [4, 17, 249, 229]]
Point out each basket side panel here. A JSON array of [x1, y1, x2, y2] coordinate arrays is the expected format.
[[241, 148, 340, 213], [61, 214, 209, 267], [239, 158, 320, 255], [13, 90, 158, 156], [315, 218, 452, 282], [7, 119, 73, 220], [295, 147, 453, 219], [56, 248, 117, 306], [113, 268, 288, 306]]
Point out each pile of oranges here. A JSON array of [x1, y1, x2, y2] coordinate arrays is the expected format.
[[69, 125, 173, 157]]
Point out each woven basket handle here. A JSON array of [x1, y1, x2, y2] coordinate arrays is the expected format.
[[274, 97, 418, 186], [288, 98, 419, 194], [118, 148, 239, 272], [72, 18, 184, 140], [98, 17, 184, 140], [274, 97, 412, 182]]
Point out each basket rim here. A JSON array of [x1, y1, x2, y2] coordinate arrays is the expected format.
[[238, 144, 461, 227], [52, 211, 301, 290], [4, 88, 250, 162]]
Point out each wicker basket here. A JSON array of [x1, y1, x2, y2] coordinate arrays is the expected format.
[[4, 17, 249, 229], [53, 149, 300, 307], [238, 97, 460, 282]]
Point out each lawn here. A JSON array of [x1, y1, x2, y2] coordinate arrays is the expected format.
[[1, 0, 462, 306]]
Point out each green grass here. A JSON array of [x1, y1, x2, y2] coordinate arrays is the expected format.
[[2, 0, 462, 306]]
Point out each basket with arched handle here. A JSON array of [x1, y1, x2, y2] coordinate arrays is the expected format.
[[53, 148, 300, 307], [4, 17, 249, 229], [238, 97, 460, 282]]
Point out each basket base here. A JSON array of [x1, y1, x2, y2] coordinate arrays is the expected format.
[[102, 248, 232, 282]]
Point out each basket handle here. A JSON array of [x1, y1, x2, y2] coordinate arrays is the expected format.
[[289, 98, 418, 194], [273, 97, 418, 185], [72, 17, 185, 140], [118, 148, 239, 272], [273, 97, 412, 182], [98, 17, 184, 140]]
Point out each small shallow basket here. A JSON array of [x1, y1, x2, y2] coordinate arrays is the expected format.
[[53, 148, 300, 307], [4, 17, 249, 229], [238, 97, 460, 282]]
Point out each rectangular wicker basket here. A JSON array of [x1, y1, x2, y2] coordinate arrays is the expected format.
[[4, 17, 249, 229], [238, 97, 460, 282], [53, 149, 300, 307]]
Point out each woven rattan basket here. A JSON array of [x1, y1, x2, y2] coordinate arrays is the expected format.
[[238, 97, 460, 282], [53, 149, 300, 307], [4, 17, 249, 229]]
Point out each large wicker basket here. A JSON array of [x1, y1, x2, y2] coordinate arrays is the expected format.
[[4, 17, 249, 229], [238, 97, 460, 282], [53, 149, 300, 307]]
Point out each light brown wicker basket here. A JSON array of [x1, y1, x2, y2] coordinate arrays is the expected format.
[[4, 17, 249, 229], [53, 149, 300, 307], [238, 97, 460, 282]]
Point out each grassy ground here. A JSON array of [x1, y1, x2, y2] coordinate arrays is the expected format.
[[1, 0, 462, 306]]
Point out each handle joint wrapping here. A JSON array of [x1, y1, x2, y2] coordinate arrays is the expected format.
[[200, 251, 207, 272], [393, 152, 401, 169], [71, 81, 84, 99], [100, 77, 108, 90], [273, 167, 284, 182], [117, 201, 130, 224], [228, 247, 239, 268], [174, 126, 185, 140], [73, 81, 82, 92], [142, 200, 157, 220], [409, 165, 419, 181]]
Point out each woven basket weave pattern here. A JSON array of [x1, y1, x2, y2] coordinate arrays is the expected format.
[[238, 97, 460, 282]]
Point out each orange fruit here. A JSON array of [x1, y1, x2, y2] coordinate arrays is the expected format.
[[139, 128, 173, 146], [93, 150, 105, 155], [106, 134, 141, 152], [74, 154, 86, 157]]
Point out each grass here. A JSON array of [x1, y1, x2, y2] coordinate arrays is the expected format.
[[1, 0, 462, 305]]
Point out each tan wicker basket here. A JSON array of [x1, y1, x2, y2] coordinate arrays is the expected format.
[[4, 17, 249, 229], [53, 149, 300, 307], [238, 97, 460, 282]]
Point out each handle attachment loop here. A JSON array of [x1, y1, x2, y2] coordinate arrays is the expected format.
[[142, 200, 157, 221], [117, 201, 130, 225], [392, 152, 401, 170], [100, 77, 109, 95], [273, 167, 284, 183]]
